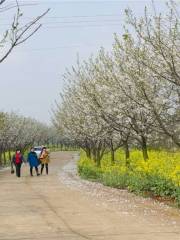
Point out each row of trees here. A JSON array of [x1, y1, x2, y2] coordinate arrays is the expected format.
[[0, 112, 63, 166], [53, 1, 180, 166]]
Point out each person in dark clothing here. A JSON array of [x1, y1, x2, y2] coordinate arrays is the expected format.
[[27, 148, 40, 176], [12, 150, 24, 178]]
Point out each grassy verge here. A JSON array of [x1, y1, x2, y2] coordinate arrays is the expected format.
[[78, 150, 180, 207]]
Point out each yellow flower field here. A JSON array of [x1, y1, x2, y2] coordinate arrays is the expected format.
[[78, 149, 180, 206]]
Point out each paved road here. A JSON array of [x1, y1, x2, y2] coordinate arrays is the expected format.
[[0, 152, 180, 240]]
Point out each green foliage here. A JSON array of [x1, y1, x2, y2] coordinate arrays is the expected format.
[[101, 171, 128, 189], [78, 149, 180, 207]]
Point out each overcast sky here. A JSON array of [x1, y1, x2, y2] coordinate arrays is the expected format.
[[0, 0, 165, 124]]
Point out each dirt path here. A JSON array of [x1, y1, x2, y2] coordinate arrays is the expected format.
[[0, 152, 180, 240]]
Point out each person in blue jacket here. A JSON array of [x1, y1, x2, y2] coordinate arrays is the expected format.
[[27, 147, 40, 176]]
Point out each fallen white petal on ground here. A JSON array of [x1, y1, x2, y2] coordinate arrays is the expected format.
[[58, 153, 180, 230]]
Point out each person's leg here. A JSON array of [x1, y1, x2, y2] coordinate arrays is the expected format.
[[41, 164, 44, 174], [17, 164, 21, 177], [15, 164, 18, 177], [30, 167, 33, 176], [45, 163, 48, 175], [19, 164, 22, 177], [35, 167, 40, 176]]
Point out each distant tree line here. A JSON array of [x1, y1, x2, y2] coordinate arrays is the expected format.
[[0, 111, 66, 166]]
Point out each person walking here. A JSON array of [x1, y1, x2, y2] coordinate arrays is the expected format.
[[27, 147, 40, 176], [12, 150, 24, 178], [39, 147, 50, 175]]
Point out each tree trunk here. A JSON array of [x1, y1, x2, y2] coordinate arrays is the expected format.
[[86, 148, 91, 159], [141, 136, 149, 160], [0, 152, 2, 166], [111, 149, 115, 165], [96, 150, 101, 167], [124, 141, 130, 167], [8, 150, 12, 162], [93, 149, 101, 167], [110, 139, 115, 164], [3, 151, 6, 166]]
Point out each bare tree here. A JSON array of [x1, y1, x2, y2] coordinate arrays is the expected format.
[[0, 0, 49, 63]]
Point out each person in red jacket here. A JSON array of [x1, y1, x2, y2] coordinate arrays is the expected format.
[[12, 149, 24, 178]]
